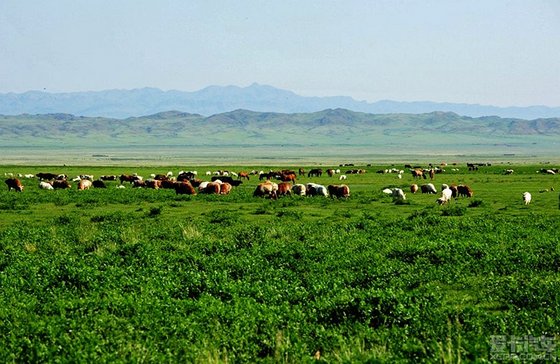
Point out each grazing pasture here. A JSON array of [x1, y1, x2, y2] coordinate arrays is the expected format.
[[0, 163, 559, 362]]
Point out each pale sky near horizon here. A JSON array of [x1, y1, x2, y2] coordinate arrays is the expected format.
[[1, 1, 559, 107]]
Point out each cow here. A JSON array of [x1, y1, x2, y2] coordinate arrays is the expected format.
[[457, 184, 474, 198], [410, 184, 419, 194], [211, 176, 243, 186], [36, 172, 59, 181], [292, 184, 306, 196], [174, 181, 197, 195], [306, 183, 328, 197], [145, 179, 161, 189], [327, 184, 350, 198], [277, 182, 292, 197], [219, 182, 233, 195], [119, 174, 142, 184], [238, 171, 250, 180], [177, 171, 197, 181], [279, 172, 297, 183], [326, 169, 335, 177], [92, 180, 107, 188], [202, 182, 221, 194], [253, 181, 278, 198], [421, 183, 437, 194], [5, 178, 24, 192], [78, 179, 92, 190], [308, 168, 323, 177], [100, 175, 117, 181], [298, 168, 305, 176], [53, 180, 71, 189], [411, 169, 426, 179], [39, 181, 54, 190]]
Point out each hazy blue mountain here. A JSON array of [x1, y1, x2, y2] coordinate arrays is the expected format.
[[1, 84, 559, 119]]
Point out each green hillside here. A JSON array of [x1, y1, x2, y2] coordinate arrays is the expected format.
[[1, 110, 559, 157]]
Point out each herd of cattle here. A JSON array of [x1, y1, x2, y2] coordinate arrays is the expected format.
[[3, 168, 353, 199], [3, 164, 558, 205]]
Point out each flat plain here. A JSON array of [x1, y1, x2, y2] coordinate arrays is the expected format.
[[1, 162, 559, 362]]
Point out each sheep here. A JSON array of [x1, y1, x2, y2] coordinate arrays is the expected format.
[[39, 181, 54, 190], [382, 188, 406, 201], [437, 186, 453, 205], [523, 192, 532, 205]]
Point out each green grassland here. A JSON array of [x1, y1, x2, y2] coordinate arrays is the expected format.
[[1, 164, 559, 362]]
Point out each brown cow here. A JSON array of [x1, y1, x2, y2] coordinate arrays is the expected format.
[[327, 184, 350, 198], [457, 184, 474, 198], [203, 182, 221, 194], [277, 182, 292, 197], [327, 169, 335, 177], [52, 180, 71, 189], [174, 181, 196, 195], [410, 184, 419, 194], [5, 178, 24, 192], [238, 171, 250, 180], [411, 169, 425, 179], [145, 179, 162, 189], [253, 181, 278, 198], [219, 182, 232, 195], [280, 172, 296, 183]]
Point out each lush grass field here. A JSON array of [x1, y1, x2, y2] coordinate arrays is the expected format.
[[1, 164, 559, 362]]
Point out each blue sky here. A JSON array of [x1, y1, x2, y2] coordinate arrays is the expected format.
[[1, 1, 559, 107]]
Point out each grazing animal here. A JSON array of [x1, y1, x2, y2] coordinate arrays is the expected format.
[[253, 181, 278, 198], [523, 192, 532, 205], [5, 178, 24, 192], [383, 187, 406, 201], [145, 179, 162, 189], [307, 168, 323, 178], [327, 169, 335, 177], [52, 180, 71, 189], [39, 181, 54, 190], [36, 172, 59, 181], [411, 169, 426, 179], [78, 179, 92, 190], [238, 171, 250, 180], [211, 176, 243, 186], [279, 172, 297, 183], [457, 184, 474, 198], [420, 183, 437, 194], [92, 180, 107, 188], [339, 174, 347, 181], [306, 183, 328, 197], [277, 182, 292, 197], [174, 181, 197, 195], [292, 184, 306, 196], [437, 186, 453, 205], [504, 169, 514, 175], [119, 174, 142, 184], [100, 175, 117, 181], [298, 168, 305, 176], [327, 184, 350, 198], [219, 182, 233, 195], [410, 184, 419, 193], [202, 182, 221, 194]]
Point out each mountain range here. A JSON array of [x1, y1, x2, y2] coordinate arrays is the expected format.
[[1, 83, 559, 119], [1, 109, 558, 155]]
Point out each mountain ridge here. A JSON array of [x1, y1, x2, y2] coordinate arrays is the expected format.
[[1, 84, 559, 119]]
